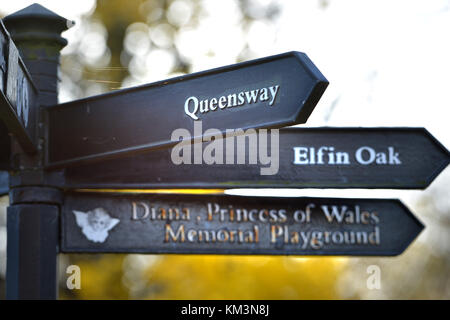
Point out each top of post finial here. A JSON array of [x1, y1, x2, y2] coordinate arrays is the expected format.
[[3, 3, 74, 31]]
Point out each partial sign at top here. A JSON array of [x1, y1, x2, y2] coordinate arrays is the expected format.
[[45, 51, 328, 168], [0, 20, 38, 154]]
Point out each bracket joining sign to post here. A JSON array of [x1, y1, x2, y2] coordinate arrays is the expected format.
[[1, 3, 450, 300]]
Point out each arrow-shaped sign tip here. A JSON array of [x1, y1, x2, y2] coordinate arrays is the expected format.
[[393, 199, 425, 256], [290, 51, 329, 124]]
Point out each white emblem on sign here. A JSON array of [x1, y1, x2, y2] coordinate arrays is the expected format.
[[73, 208, 120, 243]]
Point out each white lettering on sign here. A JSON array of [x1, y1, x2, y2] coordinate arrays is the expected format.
[[184, 85, 280, 120], [355, 146, 401, 165], [293, 146, 401, 165], [123, 200, 386, 251]]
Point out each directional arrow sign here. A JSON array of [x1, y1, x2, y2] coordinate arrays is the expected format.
[[61, 192, 424, 256], [61, 127, 450, 190], [0, 20, 38, 153], [44, 51, 328, 168]]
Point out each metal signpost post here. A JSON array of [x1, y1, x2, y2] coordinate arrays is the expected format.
[[0, 4, 449, 300], [2, 4, 69, 300]]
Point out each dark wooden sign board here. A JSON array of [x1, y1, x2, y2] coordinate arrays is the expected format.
[[60, 127, 450, 190], [61, 192, 424, 256], [0, 20, 38, 154], [44, 51, 328, 168]]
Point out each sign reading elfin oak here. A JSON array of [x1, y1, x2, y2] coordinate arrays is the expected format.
[[61, 127, 450, 190], [62, 192, 424, 256]]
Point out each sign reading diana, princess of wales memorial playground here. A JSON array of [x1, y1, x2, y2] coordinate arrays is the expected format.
[[62, 193, 424, 256]]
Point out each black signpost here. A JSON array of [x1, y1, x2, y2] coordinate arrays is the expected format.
[[0, 3, 448, 300], [3, 4, 69, 300], [60, 127, 450, 190]]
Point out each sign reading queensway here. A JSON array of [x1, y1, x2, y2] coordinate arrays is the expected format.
[[61, 127, 450, 190], [61, 192, 424, 256], [45, 51, 328, 168]]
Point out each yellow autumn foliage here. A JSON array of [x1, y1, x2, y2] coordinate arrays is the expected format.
[[60, 254, 347, 300]]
